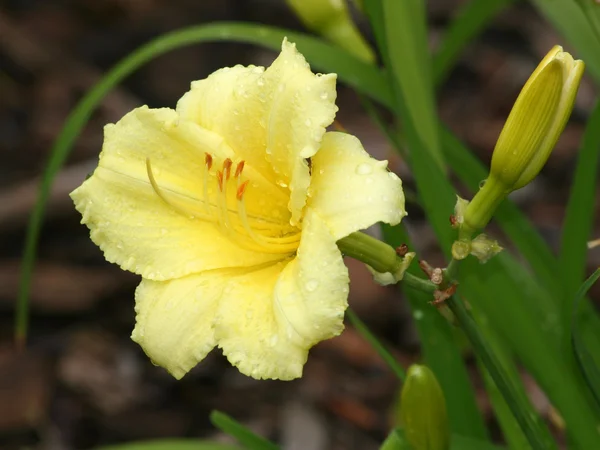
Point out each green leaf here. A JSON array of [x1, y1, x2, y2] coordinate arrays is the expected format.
[[559, 100, 600, 299], [381, 0, 444, 168], [471, 310, 554, 450], [433, 0, 516, 86], [96, 440, 239, 450], [571, 268, 600, 410], [346, 308, 406, 381], [449, 434, 506, 450], [380, 429, 507, 450], [16, 22, 392, 344], [210, 411, 278, 450]]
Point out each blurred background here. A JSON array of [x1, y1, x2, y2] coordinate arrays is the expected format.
[[0, 0, 598, 449]]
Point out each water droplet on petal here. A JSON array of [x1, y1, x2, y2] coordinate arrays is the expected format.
[[305, 279, 319, 292], [479, 179, 486, 189], [160, 228, 168, 235], [305, 119, 312, 127], [355, 163, 373, 175], [269, 334, 279, 346], [320, 92, 328, 100]]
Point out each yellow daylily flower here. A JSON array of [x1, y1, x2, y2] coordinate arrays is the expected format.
[[71, 39, 405, 380]]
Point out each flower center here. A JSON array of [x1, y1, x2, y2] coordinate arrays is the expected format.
[[146, 155, 300, 254]]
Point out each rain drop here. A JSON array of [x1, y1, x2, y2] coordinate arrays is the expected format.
[[355, 163, 373, 175], [305, 119, 312, 127], [305, 279, 319, 292], [269, 334, 279, 346], [479, 179, 486, 189], [320, 92, 328, 100]]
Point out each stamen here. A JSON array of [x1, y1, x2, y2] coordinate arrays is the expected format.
[[216, 171, 224, 192], [202, 155, 211, 214], [237, 180, 249, 201], [235, 161, 245, 178], [223, 158, 233, 181], [146, 158, 193, 217], [236, 182, 299, 252]]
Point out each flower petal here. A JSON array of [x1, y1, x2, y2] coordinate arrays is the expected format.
[[262, 39, 338, 224], [215, 210, 348, 380], [71, 106, 287, 280], [274, 209, 349, 345], [176, 39, 338, 225], [308, 131, 406, 240], [131, 274, 222, 379]]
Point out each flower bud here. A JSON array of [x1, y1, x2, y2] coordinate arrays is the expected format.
[[286, 0, 375, 62], [462, 46, 584, 235], [399, 365, 450, 450]]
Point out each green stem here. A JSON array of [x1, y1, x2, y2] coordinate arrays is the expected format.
[[446, 295, 548, 450], [461, 175, 507, 237], [337, 232, 436, 294]]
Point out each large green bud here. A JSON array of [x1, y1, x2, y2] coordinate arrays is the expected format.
[[462, 46, 584, 236]]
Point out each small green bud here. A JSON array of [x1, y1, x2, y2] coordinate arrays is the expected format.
[[399, 365, 450, 450], [286, 0, 375, 62], [462, 46, 584, 236], [470, 234, 503, 263]]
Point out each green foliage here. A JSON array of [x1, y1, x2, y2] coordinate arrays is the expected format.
[[210, 411, 278, 450]]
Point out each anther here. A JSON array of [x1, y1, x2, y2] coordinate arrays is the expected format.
[[223, 158, 233, 180], [235, 161, 245, 178], [205, 153, 213, 170], [216, 171, 224, 191], [237, 180, 249, 201]]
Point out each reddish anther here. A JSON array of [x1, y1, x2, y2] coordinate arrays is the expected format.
[[449, 215, 458, 227], [205, 153, 213, 170], [223, 158, 233, 180], [237, 180, 250, 201], [235, 161, 246, 178], [396, 243, 409, 257], [216, 171, 224, 191]]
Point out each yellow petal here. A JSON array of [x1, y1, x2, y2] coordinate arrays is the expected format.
[[71, 106, 287, 280], [275, 209, 349, 346], [214, 260, 309, 380], [176, 39, 338, 225], [262, 39, 338, 224], [131, 274, 221, 379], [176, 65, 277, 184], [308, 132, 406, 240], [215, 210, 349, 380]]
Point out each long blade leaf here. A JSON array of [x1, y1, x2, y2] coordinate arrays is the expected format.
[[559, 100, 600, 298], [210, 411, 278, 450], [571, 268, 600, 410]]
